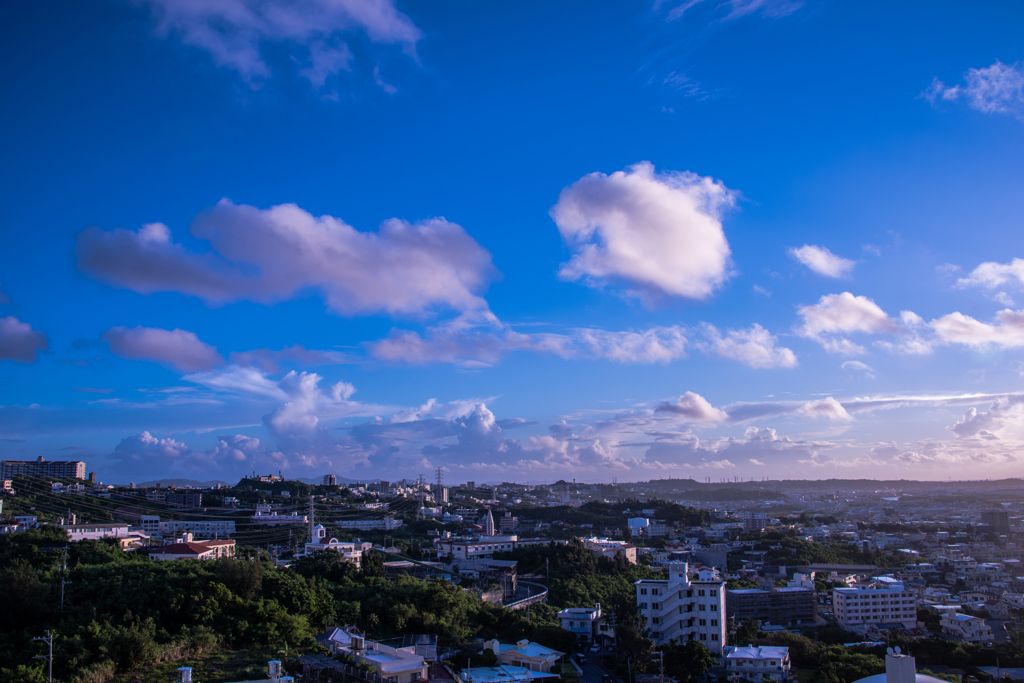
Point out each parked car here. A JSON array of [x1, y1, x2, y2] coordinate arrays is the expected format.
[[589, 643, 601, 653], [578, 655, 587, 665]]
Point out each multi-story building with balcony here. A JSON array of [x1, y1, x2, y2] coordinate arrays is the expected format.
[[940, 613, 994, 643], [0, 457, 86, 481], [833, 579, 918, 632], [635, 563, 726, 654]]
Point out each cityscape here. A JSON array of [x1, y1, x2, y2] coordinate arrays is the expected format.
[[2, 1, 1024, 683], [1, 458, 1023, 682]]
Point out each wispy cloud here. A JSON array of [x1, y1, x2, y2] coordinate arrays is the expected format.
[[923, 60, 1024, 122], [369, 315, 796, 369], [136, 0, 421, 90]]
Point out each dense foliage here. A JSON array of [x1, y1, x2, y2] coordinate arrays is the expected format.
[[0, 531, 581, 682], [755, 532, 913, 568]]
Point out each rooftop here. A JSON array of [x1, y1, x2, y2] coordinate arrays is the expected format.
[[726, 646, 790, 661]]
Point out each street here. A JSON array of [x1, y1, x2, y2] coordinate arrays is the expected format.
[[574, 652, 622, 683]]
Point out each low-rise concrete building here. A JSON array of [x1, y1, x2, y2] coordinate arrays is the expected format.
[[483, 639, 564, 673], [149, 539, 235, 561], [316, 628, 428, 683], [581, 537, 637, 564], [62, 522, 130, 542], [725, 645, 791, 683], [302, 525, 370, 568]]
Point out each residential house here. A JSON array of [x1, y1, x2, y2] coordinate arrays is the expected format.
[[724, 646, 791, 683], [482, 639, 564, 673]]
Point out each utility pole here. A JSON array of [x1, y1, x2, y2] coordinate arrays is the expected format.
[[59, 546, 71, 613], [33, 630, 53, 683], [308, 496, 315, 543], [654, 651, 664, 683], [435, 466, 443, 491]]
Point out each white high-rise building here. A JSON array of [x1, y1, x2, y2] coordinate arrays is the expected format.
[[635, 563, 726, 654], [832, 579, 918, 632]]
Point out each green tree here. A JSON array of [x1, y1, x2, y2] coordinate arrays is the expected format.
[[660, 640, 713, 683], [734, 619, 762, 646]]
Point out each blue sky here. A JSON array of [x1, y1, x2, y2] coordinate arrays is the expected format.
[[1, 0, 1024, 484]]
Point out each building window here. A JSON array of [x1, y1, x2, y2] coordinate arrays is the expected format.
[[710, 590, 717, 596], [699, 589, 705, 596], [652, 588, 659, 596], [652, 603, 660, 609], [700, 633, 707, 640], [699, 619, 706, 626], [699, 604, 706, 611], [710, 605, 717, 612], [652, 617, 661, 624], [711, 620, 717, 626], [712, 634, 719, 641], [641, 588, 647, 595]]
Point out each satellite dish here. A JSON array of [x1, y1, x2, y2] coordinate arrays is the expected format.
[[895, 647, 902, 654], [887, 648, 894, 655]]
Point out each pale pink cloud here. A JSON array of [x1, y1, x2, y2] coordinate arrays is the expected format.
[[103, 326, 224, 372], [77, 200, 498, 317]]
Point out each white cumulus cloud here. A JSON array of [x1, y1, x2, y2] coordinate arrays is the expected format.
[[698, 323, 797, 369], [796, 292, 910, 355], [956, 257, 1024, 289], [797, 396, 852, 421], [655, 392, 728, 422], [931, 309, 1024, 349], [788, 244, 856, 278], [551, 161, 736, 304]]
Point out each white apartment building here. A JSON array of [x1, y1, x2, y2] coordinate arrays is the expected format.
[[724, 645, 791, 683], [434, 535, 561, 560], [251, 510, 308, 526], [635, 563, 726, 655], [940, 613, 994, 644], [62, 523, 130, 542], [335, 517, 403, 531], [833, 580, 918, 632], [158, 519, 236, 537]]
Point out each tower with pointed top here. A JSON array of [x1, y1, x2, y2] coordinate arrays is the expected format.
[[483, 508, 496, 536]]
